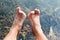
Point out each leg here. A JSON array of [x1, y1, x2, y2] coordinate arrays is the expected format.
[[28, 9, 48, 40], [4, 7, 26, 40]]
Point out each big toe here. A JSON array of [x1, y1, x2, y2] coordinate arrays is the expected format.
[[34, 8, 40, 15], [16, 7, 26, 18], [28, 11, 34, 18]]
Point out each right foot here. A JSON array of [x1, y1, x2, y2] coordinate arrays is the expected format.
[[28, 9, 48, 40], [28, 9, 43, 36]]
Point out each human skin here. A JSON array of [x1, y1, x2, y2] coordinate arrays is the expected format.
[[28, 9, 48, 40], [3, 7, 26, 40], [3, 7, 48, 40]]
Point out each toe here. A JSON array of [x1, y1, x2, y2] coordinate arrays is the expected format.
[[16, 7, 21, 14], [16, 7, 26, 18], [34, 8, 40, 15], [28, 11, 34, 18], [28, 11, 34, 26], [19, 11, 26, 17]]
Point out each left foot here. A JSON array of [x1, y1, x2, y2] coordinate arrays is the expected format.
[[12, 7, 26, 30], [4, 7, 26, 40]]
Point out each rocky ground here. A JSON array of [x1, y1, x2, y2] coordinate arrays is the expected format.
[[0, 0, 60, 40]]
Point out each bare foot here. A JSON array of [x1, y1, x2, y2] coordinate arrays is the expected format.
[[28, 9, 42, 35], [28, 9, 48, 40], [12, 7, 26, 30], [4, 7, 26, 40]]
